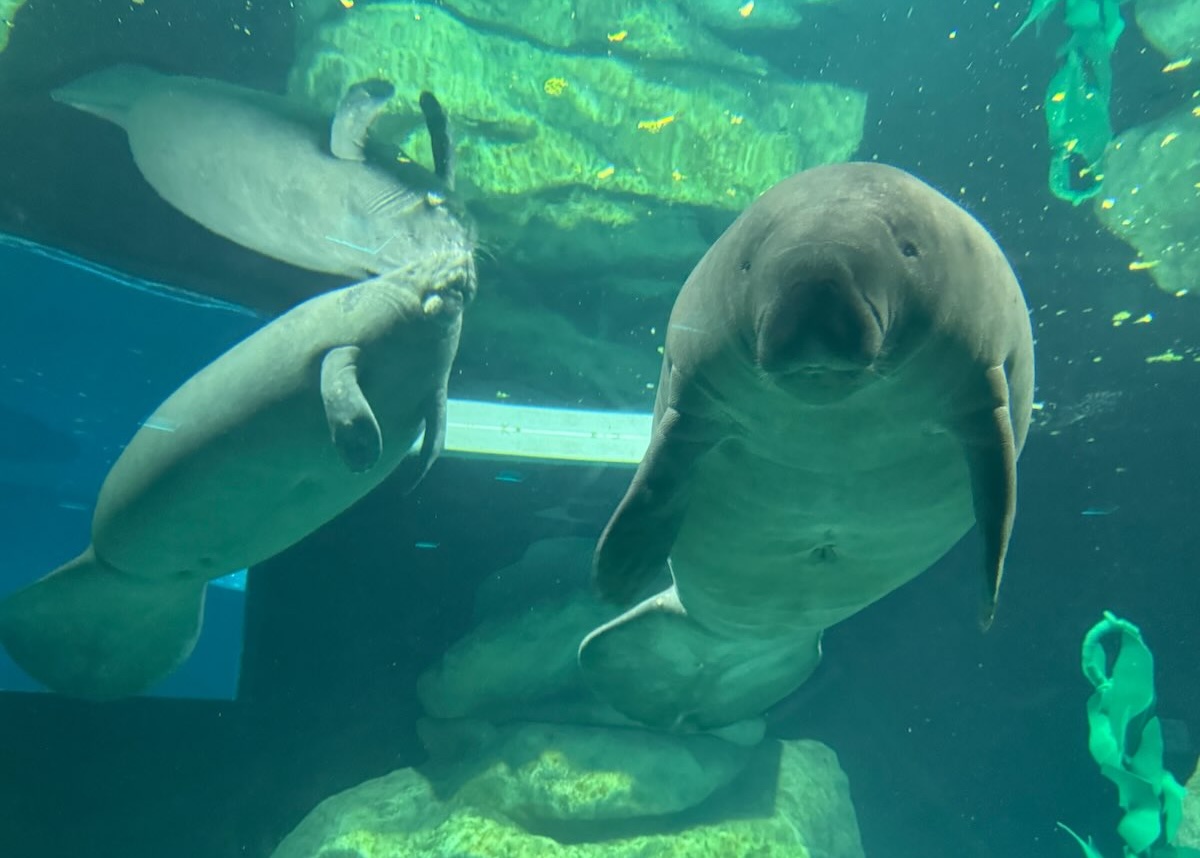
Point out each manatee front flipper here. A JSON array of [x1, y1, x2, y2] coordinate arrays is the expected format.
[[418, 91, 455, 190], [579, 584, 823, 730], [594, 389, 721, 604], [320, 345, 382, 473], [330, 79, 396, 161], [394, 385, 448, 495], [955, 364, 1019, 629], [0, 549, 207, 700]]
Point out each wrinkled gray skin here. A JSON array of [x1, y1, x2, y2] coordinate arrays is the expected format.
[[0, 250, 476, 701], [51, 65, 465, 279], [580, 163, 1034, 732]]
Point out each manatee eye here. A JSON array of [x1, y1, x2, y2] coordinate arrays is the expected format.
[[739, 260, 752, 272], [901, 241, 920, 258]]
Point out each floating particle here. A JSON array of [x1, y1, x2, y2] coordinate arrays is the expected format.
[[739, 1, 754, 17], [1146, 350, 1183, 364], [494, 471, 526, 484], [671, 169, 685, 181], [414, 541, 439, 550], [729, 114, 744, 125], [1111, 310, 1131, 326], [543, 77, 567, 96], [1162, 58, 1193, 73], [1129, 260, 1160, 271], [1132, 314, 1153, 324], [495, 390, 510, 400], [596, 165, 615, 180], [607, 30, 627, 42]]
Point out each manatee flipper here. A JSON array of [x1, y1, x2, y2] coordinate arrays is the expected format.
[[579, 583, 823, 730], [418, 91, 455, 190], [329, 79, 396, 161], [320, 345, 382, 473], [594, 379, 721, 604], [955, 364, 1019, 629], [394, 385, 448, 495], [0, 549, 207, 700]]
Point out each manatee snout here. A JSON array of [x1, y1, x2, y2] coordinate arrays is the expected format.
[[755, 251, 885, 377]]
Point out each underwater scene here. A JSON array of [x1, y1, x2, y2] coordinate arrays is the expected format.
[[0, 0, 1198, 856]]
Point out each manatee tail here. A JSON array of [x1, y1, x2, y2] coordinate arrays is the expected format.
[[578, 585, 823, 731], [0, 548, 206, 700], [50, 64, 165, 124]]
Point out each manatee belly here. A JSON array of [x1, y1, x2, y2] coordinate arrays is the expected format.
[[671, 426, 975, 632], [122, 84, 451, 278], [90, 373, 421, 581]]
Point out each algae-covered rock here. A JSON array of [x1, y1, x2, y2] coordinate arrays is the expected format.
[[0, 0, 29, 54], [288, 1, 866, 272], [1181, 757, 1200, 848], [419, 720, 755, 823], [270, 738, 866, 858], [1092, 106, 1200, 296], [1134, 0, 1200, 62]]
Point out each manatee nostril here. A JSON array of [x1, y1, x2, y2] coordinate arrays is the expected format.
[[901, 241, 920, 258]]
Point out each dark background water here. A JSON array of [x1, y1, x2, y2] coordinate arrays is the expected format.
[[0, 0, 1198, 857]]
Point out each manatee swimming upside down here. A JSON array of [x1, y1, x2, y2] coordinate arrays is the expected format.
[[0, 248, 476, 700], [579, 162, 1035, 731], [51, 64, 465, 282]]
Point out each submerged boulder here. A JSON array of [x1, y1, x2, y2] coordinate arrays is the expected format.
[[287, 1, 866, 277], [1093, 105, 1200, 296], [270, 737, 866, 858]]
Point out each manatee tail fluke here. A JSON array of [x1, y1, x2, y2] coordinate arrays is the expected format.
[[0, 548, 206, 700], [50, 63, 164, 124], [578, 585, 823, 730]]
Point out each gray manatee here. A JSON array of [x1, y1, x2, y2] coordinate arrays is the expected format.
[[51, 65, 466, 279], [0, 249, 476, 700], [579, 162, 1035, 731]]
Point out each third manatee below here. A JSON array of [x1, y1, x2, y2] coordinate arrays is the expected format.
[[51, 65, 468, 285]]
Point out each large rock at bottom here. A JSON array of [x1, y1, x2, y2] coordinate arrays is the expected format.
[[1093, 106, 1200, 296], [270, 737, 866, 858], [1180, 757, 1200, 848], [417, 720, 755, 823]]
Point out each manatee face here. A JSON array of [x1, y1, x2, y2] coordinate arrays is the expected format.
[[739, 173, 947, 401]]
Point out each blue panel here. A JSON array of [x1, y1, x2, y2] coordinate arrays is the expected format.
[[0, 234, 264, 699]]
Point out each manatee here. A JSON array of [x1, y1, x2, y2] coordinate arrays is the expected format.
[[0, 248, 476, 700], [579, 162, 1035, 731], [50, 64, 467, 280]]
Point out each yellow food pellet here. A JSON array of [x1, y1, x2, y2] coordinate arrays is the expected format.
[[637, 114, 676, 133], [729, 114, 744, 125], [948, 30, 957, 39], [1162, 58, 1193, 73], [1129, 260, 1160, 271], [739, 1, 754, 17], [543, 77, 568, 96], [1160, 132, 1179, 147], [595, 165, 615, 180], [339, 0, 353, 7], [671, 170, 685, 181], [1051, 91, 1067, 103], [607, 30, 627, 42], [1100, 198, 1116, 209], [1133, 314, 1153, 324], [1111, 311, 1131, 326], [1064, 138, 1079, 152]]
